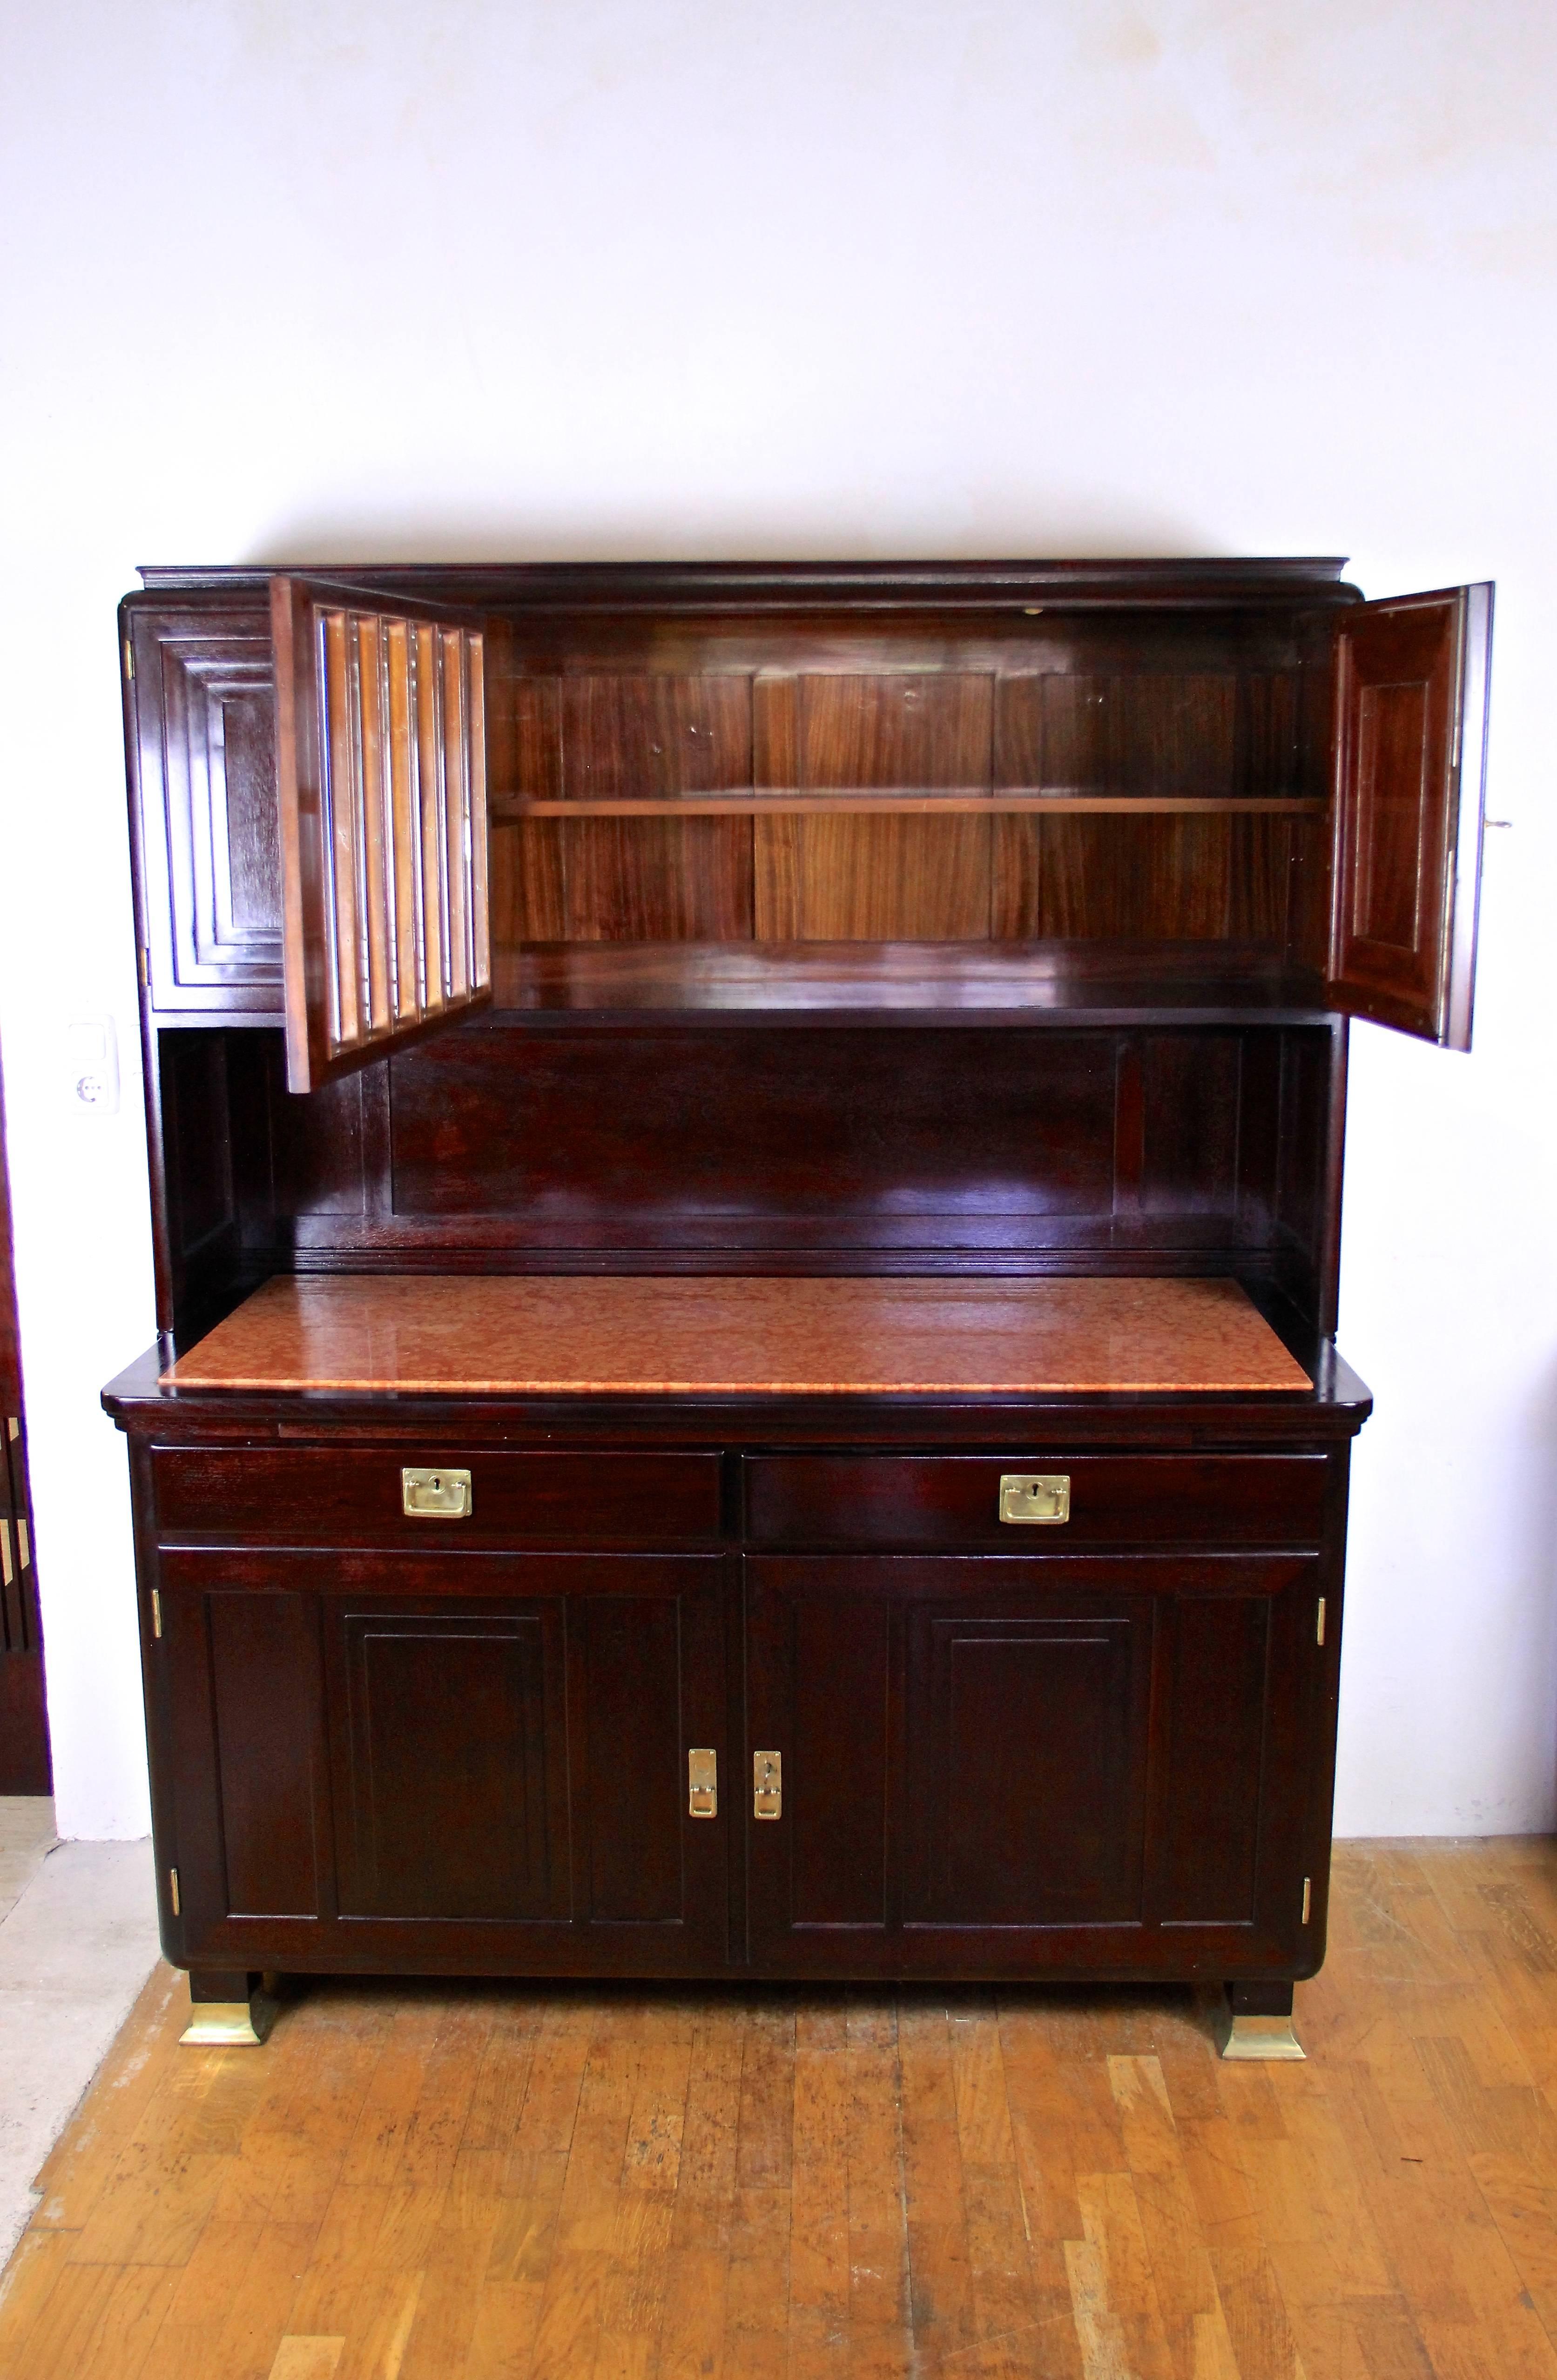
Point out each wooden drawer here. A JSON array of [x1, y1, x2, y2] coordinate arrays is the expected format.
[[743, 1454, 1327, 1550], [152, 1446, 723, 1548]]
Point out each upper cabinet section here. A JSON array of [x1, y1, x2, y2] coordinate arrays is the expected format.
[[1325, 585, 1492, 1050], [122, 560, 1492, 1048], [271, 578, 492, 1092]]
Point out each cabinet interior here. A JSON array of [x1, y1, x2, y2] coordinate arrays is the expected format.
[[480, 602, 1336, 1002]]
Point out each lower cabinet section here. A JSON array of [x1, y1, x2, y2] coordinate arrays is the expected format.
[[148, 1535, 1331, 1987], [158, 1549, 731, 1973], [745, 1555, 1321, 1977]]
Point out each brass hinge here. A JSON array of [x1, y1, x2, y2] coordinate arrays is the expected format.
[[169, 1867, 181, 1916], [151, 1588, 162, 1640], [6, 1415, 17, 1442], [16, 1519, 27, 1571], [123, 637, 135, 682], [1301, 1876, 1312, 1925], [0, 1520, 10, 1588], [1316, 1597, 1327, 1647], [137, 946, 149, 988]]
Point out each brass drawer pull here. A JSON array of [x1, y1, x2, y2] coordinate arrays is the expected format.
[[401, 1466, 472, 1519], [999, 1472, 1070, 1525], [754, 1750, 782, 1820], [688, 1748, 717, 1817]]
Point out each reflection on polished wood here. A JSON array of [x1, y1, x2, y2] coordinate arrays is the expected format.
[[2, 1840, 1555, 2380], [163, 1272, 1312, 1396]]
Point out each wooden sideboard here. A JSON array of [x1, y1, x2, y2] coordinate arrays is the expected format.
[[102, 559, 1491, 2053]]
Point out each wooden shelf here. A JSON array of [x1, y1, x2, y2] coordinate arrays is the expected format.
[[491, 791, 1327, 820], [487, 939, 1331, 1021]]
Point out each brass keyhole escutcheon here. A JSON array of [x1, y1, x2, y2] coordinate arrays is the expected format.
[[998, 1472, 1071, 1525], [401, 1466, 473, 1519]]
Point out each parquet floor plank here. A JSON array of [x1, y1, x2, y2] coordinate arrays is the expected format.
[[3, 1842, 1556, 2379]]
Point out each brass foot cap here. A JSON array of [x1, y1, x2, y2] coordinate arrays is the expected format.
[[180, 1993, 277, 2047], [1214, 2007, 1305, 2061]]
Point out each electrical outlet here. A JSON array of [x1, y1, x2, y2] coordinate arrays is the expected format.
[[66, 1015, 120, 1113]]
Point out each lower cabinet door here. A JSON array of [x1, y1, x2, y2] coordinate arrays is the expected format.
[[158, 1549, 731, 1973], [745, 1554, 1322, 1977]]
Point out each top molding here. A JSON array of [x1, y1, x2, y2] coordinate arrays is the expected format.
[[134, 557, 1361, 612]]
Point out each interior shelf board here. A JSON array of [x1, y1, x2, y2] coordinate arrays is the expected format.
[[485, 940, 1332, 1022], [491, 790, 1328, 819]]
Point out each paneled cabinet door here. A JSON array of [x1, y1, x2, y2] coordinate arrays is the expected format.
[[321, 1555, 731, 1970], [745, 1556, 1321, 1978], [158, 1551, 730, 1974], [123, 604, 283, 1015], [273, 577, 494, 1092], [1327, 582, 1493, 1049]]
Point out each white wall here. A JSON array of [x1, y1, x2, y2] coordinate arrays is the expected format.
[[1, 0, 1553, 1838]]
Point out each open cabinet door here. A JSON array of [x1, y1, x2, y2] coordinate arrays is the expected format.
[[1327, 583, 1492, 1049], [273, 577, 492, 1092]]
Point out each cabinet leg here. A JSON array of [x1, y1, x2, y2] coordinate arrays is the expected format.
[[181, 1969, 276, 2047], [1215, 1981, 1304, 2062]]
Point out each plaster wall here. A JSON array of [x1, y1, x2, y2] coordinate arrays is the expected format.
[[0, 0, 1552, 1835]]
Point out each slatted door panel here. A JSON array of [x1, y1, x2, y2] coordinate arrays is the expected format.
[[273, 577, 492, 1091], [1326, 583, 1492, 1048]]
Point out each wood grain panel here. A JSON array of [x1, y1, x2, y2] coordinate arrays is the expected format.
[[380, 1025, 1120, 1234], [764, 814, 991, 939], [998, 671, 1294, 799], [996, 814, 1289, 941], [1227, 812, 1293, 941], [563, 675, 752, 798], [490, 817, 567, 943], [1140, 1034, 1241, 1218], [500, 674, 752, 803], [796, 673, 993, 790], [273, 579, 492, 1091], [1034, 817, 1228, 938], [559, 817, 753, 940], [511, 675, 563, 802]]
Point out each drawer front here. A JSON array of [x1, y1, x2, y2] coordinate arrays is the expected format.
[[743, 1454, 1327, 1549], [153, 1446, 723, 1548]]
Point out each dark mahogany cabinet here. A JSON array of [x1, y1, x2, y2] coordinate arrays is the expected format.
[[104, 558, 1491, 2055]]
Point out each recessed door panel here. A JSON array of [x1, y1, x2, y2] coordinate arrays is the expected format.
[[337, 1606, 565, 1922], [1326, 584, 1492, 1047], [907, 1605, 1148, 1925]]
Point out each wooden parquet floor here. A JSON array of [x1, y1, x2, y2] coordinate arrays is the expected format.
[[1, 1840, 1555, 2380]]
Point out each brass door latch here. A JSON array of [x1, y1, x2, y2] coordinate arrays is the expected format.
[[688, 1748, 718, 1817], [998, 1472, 1070, 1525], [753, 1750, 782, 1820], [401, 1467, 472, 1519]]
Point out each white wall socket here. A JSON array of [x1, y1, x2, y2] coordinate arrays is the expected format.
[[66, 1015, 120, 1113]]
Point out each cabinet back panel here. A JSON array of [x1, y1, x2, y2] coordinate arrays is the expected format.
[[175, 1021, 1343, 1299], [159, 1021, 1338, 1324]]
